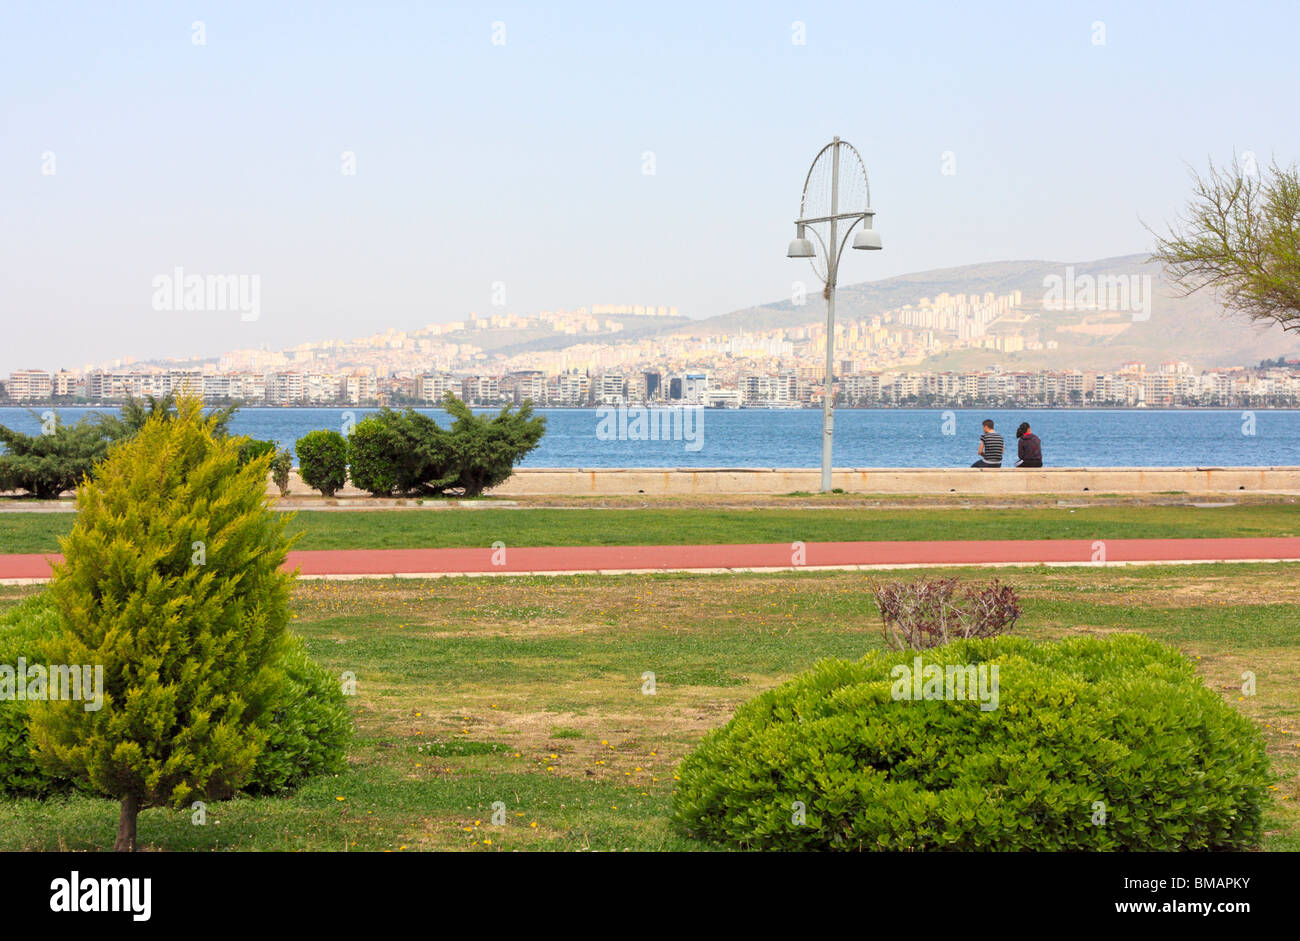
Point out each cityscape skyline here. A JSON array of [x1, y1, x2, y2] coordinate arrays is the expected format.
[[9, 260, 1300, 410], [8, 359, 1300, 411], [8, 259, 1294, 384]]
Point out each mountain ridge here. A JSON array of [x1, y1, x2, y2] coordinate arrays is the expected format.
[[667, 253, 1300, 371]]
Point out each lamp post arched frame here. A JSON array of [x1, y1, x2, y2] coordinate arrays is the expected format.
[[787, 136, 882, 491]]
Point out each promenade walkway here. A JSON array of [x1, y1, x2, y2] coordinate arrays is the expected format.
[[3, 537, 1300, 583]]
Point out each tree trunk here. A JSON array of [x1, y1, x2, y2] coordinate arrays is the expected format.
[[114, 794, 139, 852]]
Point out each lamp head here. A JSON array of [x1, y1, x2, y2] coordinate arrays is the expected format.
[[787, 224, 815, 258], [853, 214, 882, 251], [852, 229, 882, 250]]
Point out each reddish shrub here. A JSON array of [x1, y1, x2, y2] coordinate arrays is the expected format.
[[872, 577, 1021, 650]]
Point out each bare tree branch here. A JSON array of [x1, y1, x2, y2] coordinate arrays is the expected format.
[[1147, 156, 1300, 333]]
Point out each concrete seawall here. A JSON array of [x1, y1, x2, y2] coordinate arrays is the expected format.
[[276, 466, 1300, 497], [490, 467, 1300, 495]]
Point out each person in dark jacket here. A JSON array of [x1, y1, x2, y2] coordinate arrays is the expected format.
[[1015, 422, 1042, 467]]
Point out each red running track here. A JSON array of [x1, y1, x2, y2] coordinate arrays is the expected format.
[[4, 537, 1300, 581]]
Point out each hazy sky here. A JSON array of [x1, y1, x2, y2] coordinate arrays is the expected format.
[[2, 0, 1296, 374]]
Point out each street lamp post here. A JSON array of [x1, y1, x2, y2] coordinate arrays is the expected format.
[[787, 136, 881, 492]]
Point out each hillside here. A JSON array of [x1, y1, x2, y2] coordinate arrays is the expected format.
[[676, 254, 1300, 371]]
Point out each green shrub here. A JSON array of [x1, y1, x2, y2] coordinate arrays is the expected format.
[[672, 635, 1271, 851], [441, 393, 546, 497], [97, 394, 237, 443], [295, 429, 349, 498], [345, 410, 462, 499], [289, 399, 545, 499], [269, 448, 292, 496], [247, 634, 351, 793], [237, 437, 277, 467], [0, 595, 68, 797], [0, 413, 109, 499], [347, 416, 403, 497], [367, 408, 459, 496]]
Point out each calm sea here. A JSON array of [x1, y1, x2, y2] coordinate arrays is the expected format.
[[1, 406, 1296, 468]]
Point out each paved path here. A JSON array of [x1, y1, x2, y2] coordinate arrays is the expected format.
[[3, 537, 1300, 583]]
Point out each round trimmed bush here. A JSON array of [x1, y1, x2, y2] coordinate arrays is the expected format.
[[347, 416, 403, 497], [295, 429, 349, 498], [672, 635, 1271, 851]]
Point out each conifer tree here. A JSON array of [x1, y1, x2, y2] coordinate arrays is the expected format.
[[441, 393, 546, 497], [0, 413, 108, 499], [29, 397, 295, 850]]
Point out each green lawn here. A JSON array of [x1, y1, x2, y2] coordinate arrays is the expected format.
[[3, 502, 1300, 554], [1, 561, 1296, 851]]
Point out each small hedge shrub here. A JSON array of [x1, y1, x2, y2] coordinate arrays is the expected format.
[[0, 595, 70, 796], [295, 429, 349, 498], [0, 416, 109, 499], [247, 634, 352, 794], [347, 416, 403, 497], [269, 448, 293, 496], [672, 634, 1271, 851], [287, 398, 544, 498]]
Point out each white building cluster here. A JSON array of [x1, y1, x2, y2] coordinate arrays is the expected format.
[[8, 359, 1300, 409], [892, 291, 1023, 341], [4, 367, 378, 405]]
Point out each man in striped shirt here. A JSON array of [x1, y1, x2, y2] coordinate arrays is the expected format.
[[971, 419, 1004, 467]]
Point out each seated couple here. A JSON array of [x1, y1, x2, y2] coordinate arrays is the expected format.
[[971, 419, 1042, 468]]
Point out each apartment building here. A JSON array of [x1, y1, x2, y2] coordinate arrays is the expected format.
[[501, 370, 547, 405], [551, 371, 590, 406], [6, 370, 53, 400], [81, 369, 200, 400], [840, 373, 882, 403], [52, 370, 82, 397], [460, 375, 502, 405], [202, 372, 267, 402], [596, 373, 627, 405], [416, 373, 457, 403], [343, 373, 378, 405], [266, 372, 304, 405], [305, 373, 343, 404], [678, 373, 709, 404]]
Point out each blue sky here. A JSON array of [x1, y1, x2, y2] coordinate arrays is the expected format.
[[2, 0, 1296, 373]]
